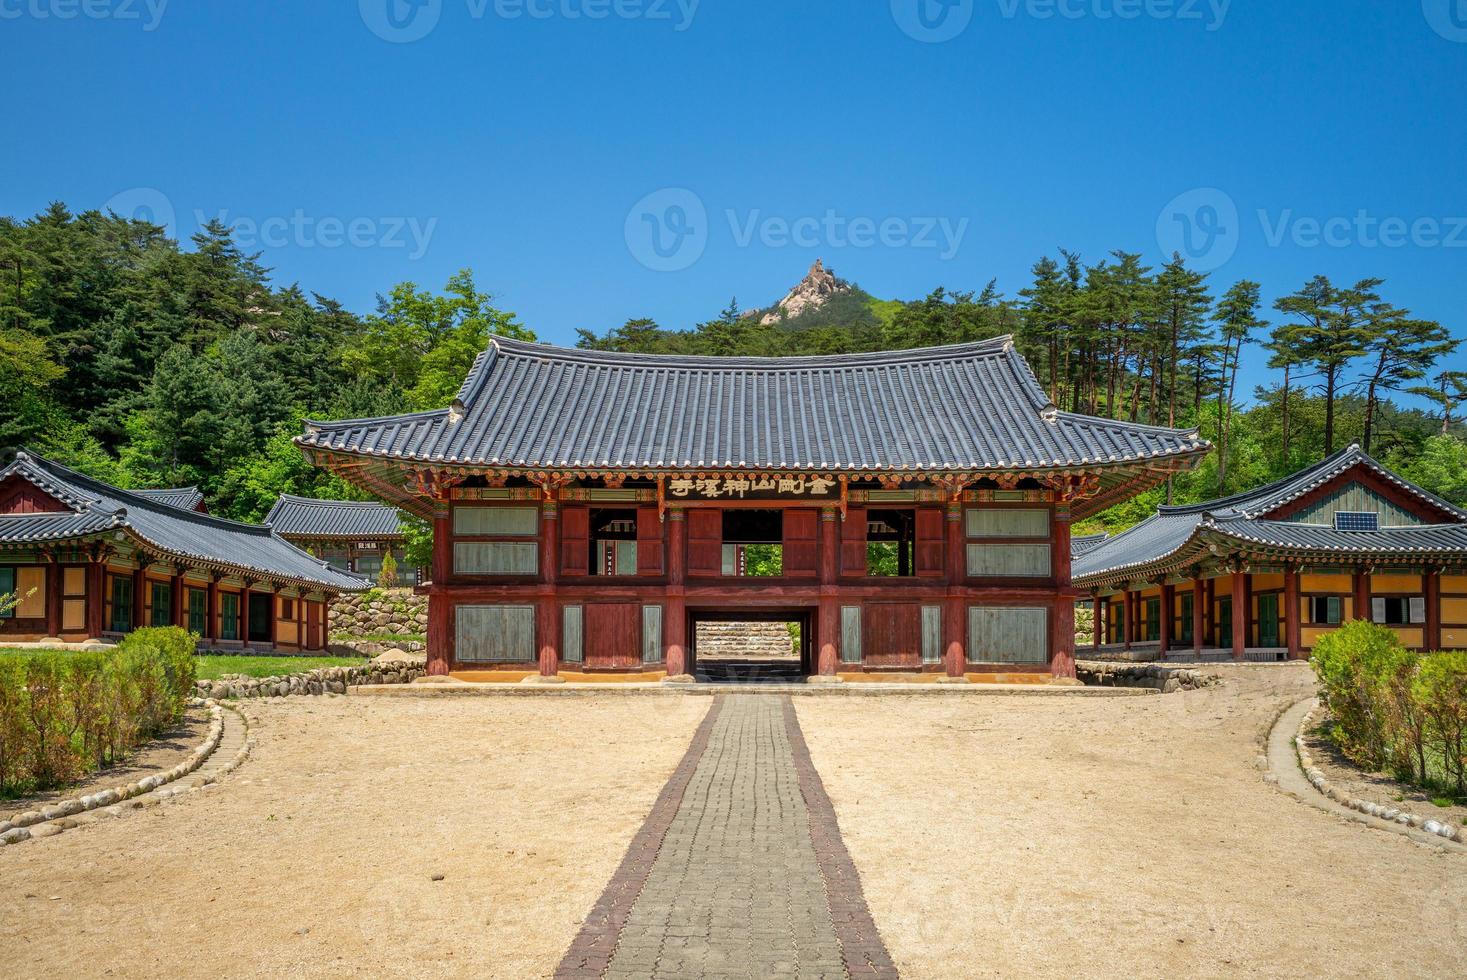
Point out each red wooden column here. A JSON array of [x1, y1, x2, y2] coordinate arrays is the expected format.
[[39, 550, 59, 639], [426, 504, 453, 676], [267, 584, 279, 651], [1191, 576, 1205, 655], [664, 509, 689, 678], [536, 502, 561, 678], [817, 506, 840, 677], [296, 592, 306, 651], [1157, 581, 1174, 659], [1284, 563, 1303, 660], [1050, 503, 1076, 678], [1232, 571, 1249, 660], [171, 566, 186, 629], [1426, 567, 1443, 651], [85, 550, 104, 639], [1353, 567, 1372, 625], [943, 499, 967, 679], [206, 574, 220, 647], [1120, 589, 1132, 651], [240, 580, 254, 650], [1205, 578, 1216, 648], [131, 561, 147, 633]]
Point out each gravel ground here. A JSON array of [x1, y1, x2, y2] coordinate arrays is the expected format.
[[797, 663, 1467, 979], [4, 670, 1464, 979], [0, 695, 708, 979]]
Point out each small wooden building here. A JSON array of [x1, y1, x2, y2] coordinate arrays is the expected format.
[[265, 494, 412, 582], [297, 337, 1208, 681], [1074, 445, 1467, 660], [0, 451, 367, 650]]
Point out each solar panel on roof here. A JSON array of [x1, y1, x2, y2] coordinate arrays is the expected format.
[[1334, 511, 1379, 532]]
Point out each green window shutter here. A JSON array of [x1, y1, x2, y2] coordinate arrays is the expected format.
[[188, 589, 207, 634], [0, 568, 14, 619]]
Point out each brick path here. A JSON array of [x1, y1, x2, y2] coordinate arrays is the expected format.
[[557, 694, 896, 979]]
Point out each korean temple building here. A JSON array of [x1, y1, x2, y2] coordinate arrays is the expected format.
[[265, 494, 412, 582], [0, 452, 366, 650], [296, 337, 1208, 681], [1074, 446, 1467, 660]]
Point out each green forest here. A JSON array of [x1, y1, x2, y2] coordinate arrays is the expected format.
[[3, 202, 1465, 540]]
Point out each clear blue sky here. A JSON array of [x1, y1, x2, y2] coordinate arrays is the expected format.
[[3, 1, 1465, 393]]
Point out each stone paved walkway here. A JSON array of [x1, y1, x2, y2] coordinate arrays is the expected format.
[[557, 694, 896, 979]]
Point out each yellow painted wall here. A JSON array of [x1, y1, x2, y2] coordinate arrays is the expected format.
[[1390, 628, 1425, 648], [1443, 598, 1467, 623], [1442, 629, 1467, 649], [1302, 626, 1338, 648], [1372, 573, 1423, 593], [1443, 575, 1467, 593], [1252, 573, 1284, 592], [1303, 573, 1354, 593]]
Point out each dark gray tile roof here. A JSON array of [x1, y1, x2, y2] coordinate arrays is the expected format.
[[266, 494, 406, 539], [299, 337, 1208, 474], [132, 486, 206, 511], [0, 452, 368, 592], [1071, 533, 1111, 557], [1073, 445, 1467, 588]]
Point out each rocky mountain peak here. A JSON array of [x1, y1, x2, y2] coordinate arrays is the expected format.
[[751, 259, 850, 326]]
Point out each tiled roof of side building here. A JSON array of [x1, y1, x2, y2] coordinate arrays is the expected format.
[[132, 485, 206, 512], [298, 337, 1209, 473], [265, 494, 406, 539], [0, 452, 369, 592]]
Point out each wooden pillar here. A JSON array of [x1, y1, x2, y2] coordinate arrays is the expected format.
[[1121, 590, 1133, 650], [1192, 577, 1205, 655], [86, 552, 105, 639], [818, 508, 840, 676], [131, 562, 146, 633], [1232, 571, 1249, 660], [426, 506, 453, 676], [240, 581, 254, 650], [206, 574, 220, 647], [1354, 567, 1372, 625], [41, 551, 61, 639], [1158, 582, 1174, 659], [1051, 504, 1075, 678], [537, 502, 560, 677], [1284, 563, 1303, 660], [665, 510, 688, 677], [1092, 597, 1103, 651], [267, 584, 279, 651], [1205, 577, 1216, 647], [170, 567, 185, 629], [943, 501, 966, 678], [1426, 568, 1442, 651], [296, 591, 306, 652]]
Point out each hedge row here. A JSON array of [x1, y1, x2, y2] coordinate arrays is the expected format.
[[1312, 621, 1467, 796], [0, 627, 197, 794]]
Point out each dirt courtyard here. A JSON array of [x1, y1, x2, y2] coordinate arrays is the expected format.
[[3, 667, 1465, 978]]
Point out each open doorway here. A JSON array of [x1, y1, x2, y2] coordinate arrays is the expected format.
[[688, 609, 813, 683]]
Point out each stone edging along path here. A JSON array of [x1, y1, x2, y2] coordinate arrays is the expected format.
[[0, 699, 252, 848], [1266, 698, 1466, 853]]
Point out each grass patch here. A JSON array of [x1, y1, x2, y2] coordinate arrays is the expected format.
[[195, 655, 366, 680], [332, 631, 425, 644]]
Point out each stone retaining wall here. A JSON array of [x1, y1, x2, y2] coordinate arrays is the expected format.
[[329, 588, 428, 639], [1076, 660, 1215, 693], [194, 656, 426, 700], [695, 621, 796, 660]]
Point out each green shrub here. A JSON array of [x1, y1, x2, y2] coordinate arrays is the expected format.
[[1415, 652, 1467, 794], [1311, 621, 1408, 769], [377, 551, 399, 588], [0, 627, 198, 794]]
